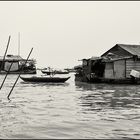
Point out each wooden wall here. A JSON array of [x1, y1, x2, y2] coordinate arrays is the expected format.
[[114, 60, 125, 79], [104, 62, 114, 79], [104, 60, 125, 79]]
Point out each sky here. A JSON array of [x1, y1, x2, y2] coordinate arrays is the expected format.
[[0, 1, 140, 69]]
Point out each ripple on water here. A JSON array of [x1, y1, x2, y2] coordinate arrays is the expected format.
[[1, 74, 140, 138]]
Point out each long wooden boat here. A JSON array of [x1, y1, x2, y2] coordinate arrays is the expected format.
[[20, 75, 70, 83]]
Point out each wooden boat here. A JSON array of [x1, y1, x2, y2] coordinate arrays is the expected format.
[[0, 35, 37, 75], [20, 75, 70, 83]]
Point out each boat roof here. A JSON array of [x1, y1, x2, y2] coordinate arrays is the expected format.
[[0, 55, 34, 61]]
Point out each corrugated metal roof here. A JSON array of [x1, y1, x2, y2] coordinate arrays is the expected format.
[[90, 56, 102, 60], [102, 56, 133, 62], [117, 44, 140, 56], [79, 56, 102, 61]]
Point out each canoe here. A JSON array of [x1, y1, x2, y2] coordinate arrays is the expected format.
[[20, 76, 70, 83]]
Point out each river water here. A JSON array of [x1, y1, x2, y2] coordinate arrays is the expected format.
[[0, 73, 140, 139]]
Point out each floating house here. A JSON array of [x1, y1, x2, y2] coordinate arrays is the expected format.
[[75, 44, 140, 84], [0, 54, 36, 74]]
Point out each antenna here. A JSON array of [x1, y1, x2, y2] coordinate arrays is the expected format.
[[18, 32, 20, 56]]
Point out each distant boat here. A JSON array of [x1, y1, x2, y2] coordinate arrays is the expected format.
[[53, 70, 69, 74], [20, 75, 70, 83], [41, 68, 69, 75], [41, 70, 69, 74], [41, 70, 51, 75]]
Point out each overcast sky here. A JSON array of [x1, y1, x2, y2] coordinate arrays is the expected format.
[[0, 1, 140, 69]]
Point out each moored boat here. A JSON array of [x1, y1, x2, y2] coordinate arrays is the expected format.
[[20, 75, 70, 83], [0, 54, 36, 74]]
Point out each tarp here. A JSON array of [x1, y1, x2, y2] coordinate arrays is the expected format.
[[4, 62, 19, 71]]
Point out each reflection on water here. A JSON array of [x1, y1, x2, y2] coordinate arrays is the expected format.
[[75, 81, 140, 110], [1, 74, 140, 139], [21, 81, 70, 87]]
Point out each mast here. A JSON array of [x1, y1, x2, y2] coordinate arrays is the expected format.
[[18, 32, 20, 56]]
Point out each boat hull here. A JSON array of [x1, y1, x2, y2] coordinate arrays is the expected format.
[[0, 70, 36, 74], [20, 76, 70, 83]]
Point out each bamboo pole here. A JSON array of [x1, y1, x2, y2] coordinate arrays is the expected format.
[[7, 48, 33, 100], [0, 36, 11, 73]]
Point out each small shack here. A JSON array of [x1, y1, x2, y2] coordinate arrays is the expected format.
[[75, 44, 140, 83]]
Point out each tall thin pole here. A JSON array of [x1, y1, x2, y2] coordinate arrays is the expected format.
[[7, 48, 33, 100], [0, 36, 11, 73], [18, 32, 20, 56]]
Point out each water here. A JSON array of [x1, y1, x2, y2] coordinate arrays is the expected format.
[[1, 73, 140, 139]]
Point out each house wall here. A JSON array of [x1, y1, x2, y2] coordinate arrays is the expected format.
[[126, 58, 140, 78], [104, 60, 125, 79]]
